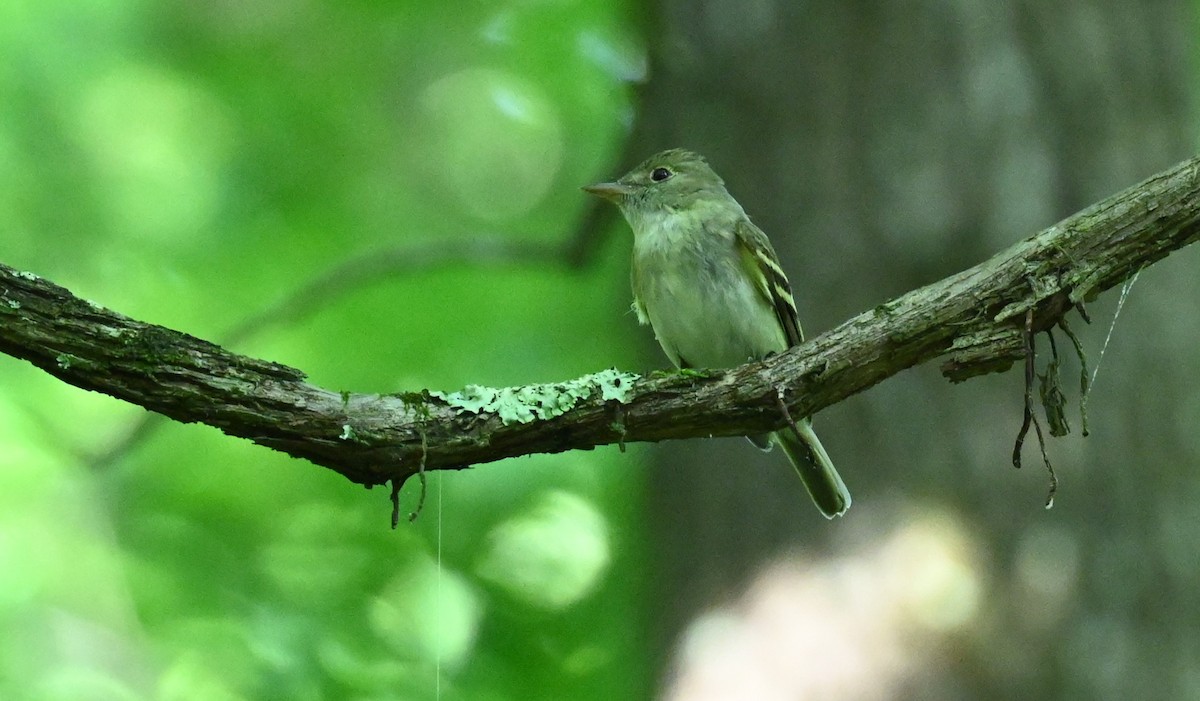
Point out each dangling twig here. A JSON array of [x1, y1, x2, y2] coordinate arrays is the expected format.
[[1013, 310, 1037, 469], [1012, 308, 1059, 508], [1057, 315, 1090, 436], [612, 403, 627, 453], [407, 432, 430, 524], [391, 433, 431, 528], [1038, 328, 1071, 438], [390, 479, 402, 529]]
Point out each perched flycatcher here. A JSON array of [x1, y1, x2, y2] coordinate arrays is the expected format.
[[583, 149, 851, 518]]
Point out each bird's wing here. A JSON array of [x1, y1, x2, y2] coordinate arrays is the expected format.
[[734, 219, 804, 348]]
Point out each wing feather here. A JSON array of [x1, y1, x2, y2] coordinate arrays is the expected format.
[[734, 220, 804, 348]]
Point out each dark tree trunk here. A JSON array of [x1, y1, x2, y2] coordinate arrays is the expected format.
[[630, 2, 1197, 697]]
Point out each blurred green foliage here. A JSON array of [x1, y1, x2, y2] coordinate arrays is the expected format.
[[0, 0, 649, 698]]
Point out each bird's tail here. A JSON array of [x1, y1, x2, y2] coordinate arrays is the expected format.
[[775, 420, 851, 519]]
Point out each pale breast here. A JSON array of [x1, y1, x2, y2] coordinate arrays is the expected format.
[[632, 215, 787, 369]]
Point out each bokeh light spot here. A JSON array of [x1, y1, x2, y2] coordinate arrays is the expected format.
[[416, 67, 564, 220], [475, 489, 610, 610]]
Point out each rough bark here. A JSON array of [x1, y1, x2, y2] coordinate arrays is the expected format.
[[1, 156, 1197, 486]]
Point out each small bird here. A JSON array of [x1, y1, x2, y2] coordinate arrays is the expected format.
[[583, 148, 850, 518]]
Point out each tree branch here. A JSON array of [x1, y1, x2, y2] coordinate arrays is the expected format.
[[3, 156, 1199, 487], [85, 235, 571, 471]]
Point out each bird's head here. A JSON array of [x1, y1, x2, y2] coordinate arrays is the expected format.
[[582, 149, 730, 215]]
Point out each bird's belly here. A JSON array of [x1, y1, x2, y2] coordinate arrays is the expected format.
[[642, 269, 787, 369]]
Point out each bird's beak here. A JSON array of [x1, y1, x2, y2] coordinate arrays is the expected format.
[[582, 181, 636, 202]]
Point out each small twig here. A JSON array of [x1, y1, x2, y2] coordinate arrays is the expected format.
[[1058, 315, 1091, 436], [1038, 329, 1070, 437], [390, 479, 401, 529], [1012, 309, 1060, 508], [1013, 309, 1037, 470], [1074, 301, 1092, 325], [407, 432, 430, 524], [1033, 402, 1058, 509], [391, 435, 431, 528], [612, 403, 627, 453]]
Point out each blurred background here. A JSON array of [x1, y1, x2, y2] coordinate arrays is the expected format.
[[2, 1, 1199, 699]]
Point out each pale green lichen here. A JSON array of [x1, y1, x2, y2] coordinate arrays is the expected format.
[[6, 300, 19, 309], [431, 369, 638, 425], [339, 423, 357, 441], [592, 368, 636, 402]]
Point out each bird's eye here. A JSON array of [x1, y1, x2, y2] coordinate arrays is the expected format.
[[650, 167, 673, 182]]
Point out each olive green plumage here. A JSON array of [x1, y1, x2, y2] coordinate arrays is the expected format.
[[584, 149, 850, 518]]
